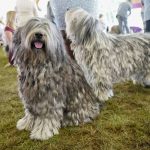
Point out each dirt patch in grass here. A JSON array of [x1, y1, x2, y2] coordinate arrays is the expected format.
[[0, 49, 150, 150]]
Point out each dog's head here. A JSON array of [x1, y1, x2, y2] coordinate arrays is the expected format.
[[13, 17, 66, 64], [110, 25, 121, 34], [65, 7, 100, 45]]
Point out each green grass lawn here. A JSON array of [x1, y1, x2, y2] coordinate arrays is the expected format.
[[0, 48, 150, 150]]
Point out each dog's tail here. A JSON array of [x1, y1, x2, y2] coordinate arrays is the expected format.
[[47, 1, 56, 25]]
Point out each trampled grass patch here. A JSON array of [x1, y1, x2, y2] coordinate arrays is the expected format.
[[0, 48, 149, 150]]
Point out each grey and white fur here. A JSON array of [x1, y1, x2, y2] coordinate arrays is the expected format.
[[65, 7, 150, 101], [13, 17, 103, 140]]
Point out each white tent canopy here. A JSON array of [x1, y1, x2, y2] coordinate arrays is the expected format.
[[0, 0, 49, 22]]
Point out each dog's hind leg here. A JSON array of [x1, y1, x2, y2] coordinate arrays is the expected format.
[[143, 73, 150, 88], [95, 88, 114, 101], [92, 80, 114, 101], [132, 72, 150, 88], [108, 89, 114, 97]]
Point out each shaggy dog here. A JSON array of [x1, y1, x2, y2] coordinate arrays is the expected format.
[[13, 17, 102, 140], [110, 25, 121, 34], [65, 8, 150, 101]]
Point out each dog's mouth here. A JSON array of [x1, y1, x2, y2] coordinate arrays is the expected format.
[[31, 40, 45, 50], [34, 41, 44, 49]]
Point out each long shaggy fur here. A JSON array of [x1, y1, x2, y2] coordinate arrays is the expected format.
[[65, 8, 150, 101], [13, 17, 102, 140]]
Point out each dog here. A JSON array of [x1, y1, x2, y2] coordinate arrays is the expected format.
[[13, 17, 102, 140], [110, 25, 121, 34], [65, 7, 150, 101]]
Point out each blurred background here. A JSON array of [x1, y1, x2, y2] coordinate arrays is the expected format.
[[0, 0, 143, 30]]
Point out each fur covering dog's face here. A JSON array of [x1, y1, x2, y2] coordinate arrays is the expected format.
[[65, 7, 101, 45], [13, 17, 66, 65]]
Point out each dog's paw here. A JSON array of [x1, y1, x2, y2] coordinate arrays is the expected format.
[[30, 118, 59, 140], [108, 89, 114, 98], [17, 113, 34, 131], [143, 75, 150, 88], [95, 89, 114, 101], [30, 128, 54, 140], [144, 84, 150, 88]]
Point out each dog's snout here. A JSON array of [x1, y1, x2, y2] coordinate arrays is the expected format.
[[35, 33, 43, 39], [67, 8, 70, 11]]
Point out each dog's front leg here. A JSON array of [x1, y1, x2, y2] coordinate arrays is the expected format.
[[30, 116, 60, 140], [29, 108, 62, 140], [17, 108, 62, 140], [17, 109, 34, 131]]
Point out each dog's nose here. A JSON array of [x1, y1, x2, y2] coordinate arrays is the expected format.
[[66, 8, 70, 11], [35, 33, 43, 39]]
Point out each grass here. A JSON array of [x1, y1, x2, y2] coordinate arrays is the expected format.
[[0, 48, 150, 150]]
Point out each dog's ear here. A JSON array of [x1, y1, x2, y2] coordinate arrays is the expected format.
[[75, 17, 99, 45], [13, 27, 23, 48], [12, 27, 23, 63]]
